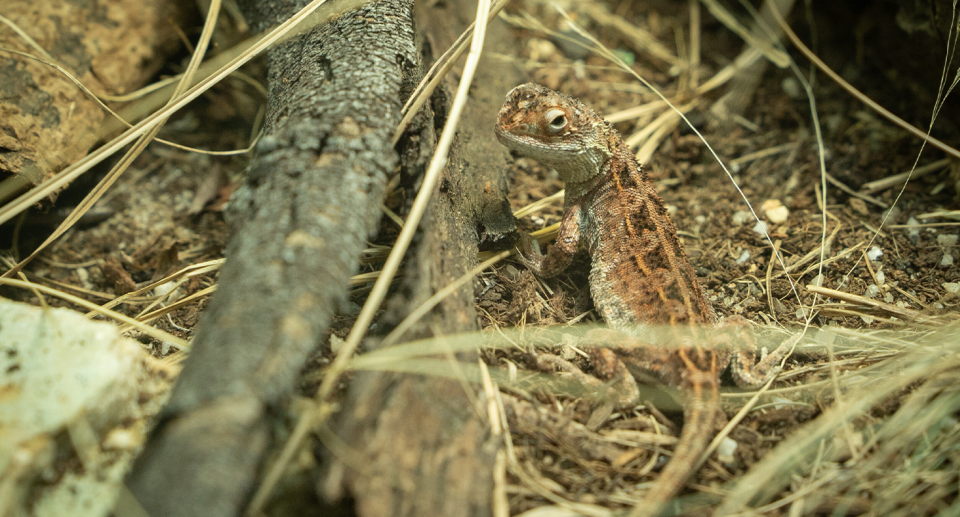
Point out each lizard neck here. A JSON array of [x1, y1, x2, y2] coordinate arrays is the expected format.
[[552, 119, 618, 185]]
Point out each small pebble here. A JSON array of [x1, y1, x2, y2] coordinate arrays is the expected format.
[[882, 206, 900, 222], [766, 205, 790, 224], [866, 246, 883, 261], [875, 271, 885, 285], [103, 428, 138, 451], [154, 281, 179, 298], [330, 335, 345, 353], [938, 234, 958, 247], [907, 217, 921, 240], [752, 221, 769, 236], [809, 274, 824, 287], [526, 38, 557, 61], [943, 282, 960, 294], [884, 292, 895, 303], [864, 284, 880, 298], [717, 437, 738, 464], [736, 250, 751, 265], [76, 267, 94, 291], [941, 253, 955, 267], [849, 197, 869, 216], [732, 210, 753, 225], [781, 77, 803, 99], [761, 199, 790, 224]]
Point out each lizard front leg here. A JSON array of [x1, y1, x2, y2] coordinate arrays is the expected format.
[[518, 203, 582, 278]]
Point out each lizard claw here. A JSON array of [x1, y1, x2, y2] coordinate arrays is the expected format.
[[515, 232, 545, 273]]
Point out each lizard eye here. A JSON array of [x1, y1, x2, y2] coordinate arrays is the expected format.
[[544, 109, 568, 133]]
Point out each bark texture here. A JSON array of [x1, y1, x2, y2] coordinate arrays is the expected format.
[[0, 0, 190, 198], [318, 1, 522, 515], [127, 1, 418, 516]]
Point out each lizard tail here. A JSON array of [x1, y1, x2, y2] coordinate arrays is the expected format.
[[629, 376, 720, 517]]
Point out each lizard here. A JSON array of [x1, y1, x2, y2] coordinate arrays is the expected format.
[[495, 83, 792, 517]]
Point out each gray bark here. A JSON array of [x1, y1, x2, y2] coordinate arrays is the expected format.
[[126, 1, 418, 516]]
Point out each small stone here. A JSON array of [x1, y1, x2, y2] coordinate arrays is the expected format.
[[810, 274, 824, 287], [717, 437, 738, 464], [526, 38, 557, 61], [736, 250, 751, 265], [767, 205, 790, 224], [907, 217, 921, 240], [761, 199, 790, 224], [882, 206, 900, 222], [864, 284, 880, 298], [103, 428, 138, 451], [153, 281, 179, 298], [938, 234, 958, 247], [867, 246, 883, 261], [781, 77, 803, 99], [732, 210, 753, 225], [884, 292, 894, 303], [330, 335, 346, 354], [752, 221, 769, 236], [941, 253, 955, 267], [849, 197, 869, 216], [875, 271, 885, 285], [943, 282, 960, 294]]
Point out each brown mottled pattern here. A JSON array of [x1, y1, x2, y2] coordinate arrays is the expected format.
[[496, 83, 793, 517]]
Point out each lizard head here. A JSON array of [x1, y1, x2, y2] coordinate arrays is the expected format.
[[495, 83, 613, 185]]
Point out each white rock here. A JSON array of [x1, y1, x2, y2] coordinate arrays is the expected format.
[[752, 221, 769, 236], [761, 199, 790, 224], [153, 280, 179, 298], [875, 271, 885, 285], [736, 250, 751, 265], [943, 282, 960, 294], [941, 253, 955, 267], [810, 274, 824, 288], [907, 217, 921, 239], [781, 77, 802, 99], [938, 234, 959, 247], [0, 299, 162, 517], [732, 210, 753, 225], [866, 246, 883, 261], [767, 205, 790, 224], [864, 284, 880, 298], [717, 437, 738, 464]]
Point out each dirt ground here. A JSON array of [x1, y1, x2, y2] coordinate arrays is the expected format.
[[4, 0, 960, 515]]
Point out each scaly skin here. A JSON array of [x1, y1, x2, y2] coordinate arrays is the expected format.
[[496, 83, 790, 517]]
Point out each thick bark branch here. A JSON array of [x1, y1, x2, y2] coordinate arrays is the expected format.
[[319, 1, 522, 515], [127, 2, 418, 516]]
